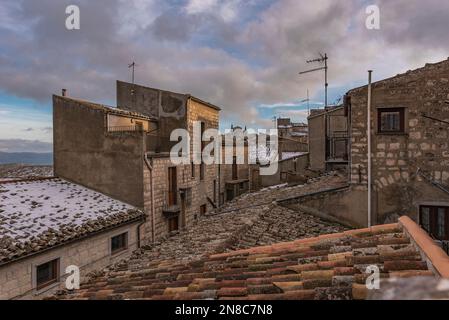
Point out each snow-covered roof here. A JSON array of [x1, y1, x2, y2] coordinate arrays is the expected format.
[[290, 132, 308, 137], [0, 178, 144, 265], [281, 152, 308, 161]]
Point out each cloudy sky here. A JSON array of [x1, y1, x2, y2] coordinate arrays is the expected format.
[[0, 0, 448, 152]]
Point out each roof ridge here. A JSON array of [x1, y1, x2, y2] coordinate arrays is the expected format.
[[399, 216, 449, 278], [0, 176, 57, 185], [209, 222, 400, 260]]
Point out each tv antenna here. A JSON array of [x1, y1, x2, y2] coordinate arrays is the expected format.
[[128, 61, 137, 84], [300, 89, 310, 116], [299, 53, 328, 108]]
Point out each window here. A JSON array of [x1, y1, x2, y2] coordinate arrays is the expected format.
[[438, 208, 446, 238], [378, 108, 405, 133], [420, 206, 449, 240], [191, 162, 195, 179], [232, 156, 238, 180], [213, 180, 216, 202], [421, 207, 430, 232], [135, 121, 143, 131], [111, 232, 128, 254], [36, 259, 59, 290], [168, 216, 179, 232], [200, 204, 207, 216], [168, 167, 177, 206], [200, 163, 205, 180], [200, 122, 206, 181]]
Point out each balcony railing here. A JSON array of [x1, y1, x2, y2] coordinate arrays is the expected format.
[[107, 125, 144, 132]]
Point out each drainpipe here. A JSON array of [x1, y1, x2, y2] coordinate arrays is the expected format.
[[367, 70, 373, 227], [136, 219, 145, 249], [144, 154, 156, 242]]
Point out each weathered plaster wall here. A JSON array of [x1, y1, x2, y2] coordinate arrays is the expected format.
[[116, 81, 188, 152], [53, 96, 145, 207], [308, 113, 326, 171]]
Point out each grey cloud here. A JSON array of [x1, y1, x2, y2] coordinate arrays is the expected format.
[[1, 0, 449, 130], [151, 9, 201, 42]]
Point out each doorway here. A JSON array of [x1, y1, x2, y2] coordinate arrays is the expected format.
[[168, 167, 177, 206]]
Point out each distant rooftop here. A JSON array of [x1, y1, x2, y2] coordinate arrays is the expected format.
[[0, 178, 144, 265]]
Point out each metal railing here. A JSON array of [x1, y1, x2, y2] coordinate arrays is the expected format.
[[107, 125, 144, 132]]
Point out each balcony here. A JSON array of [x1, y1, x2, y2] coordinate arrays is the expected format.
[[162, 190, 181, 218]]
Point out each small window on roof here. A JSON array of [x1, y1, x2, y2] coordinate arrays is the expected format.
[[36, 259, 59, 290]]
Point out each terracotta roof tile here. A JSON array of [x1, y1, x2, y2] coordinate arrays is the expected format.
[[56, 218, 447, 300]]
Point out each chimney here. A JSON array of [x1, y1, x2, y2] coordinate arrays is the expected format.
[[62, 89, 67, 97]]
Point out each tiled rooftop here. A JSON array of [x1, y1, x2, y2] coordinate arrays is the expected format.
[[55, 216, 444, 300], [0, 178, 144, 265], [111, 173, 348, 266], [0, 164, 53, 182]]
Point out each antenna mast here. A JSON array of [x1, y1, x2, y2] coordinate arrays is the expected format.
[[299, 53, 328, 108], [128, 61, 137, 84]]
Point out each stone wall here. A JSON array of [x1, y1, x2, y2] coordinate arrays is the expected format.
[[348, 59, 449, 223], [255, 154, 311, 188], [142, 99, 220, 241], [279, 186, 366, 228], [0, 223, 139, 300]]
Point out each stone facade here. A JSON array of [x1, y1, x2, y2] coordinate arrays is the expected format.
[[139, 92, 222, 241], [0, 223, 139, 300], [348, 58, 449, 224]]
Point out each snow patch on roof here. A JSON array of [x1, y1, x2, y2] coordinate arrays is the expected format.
[[0, 178, 143, 264]]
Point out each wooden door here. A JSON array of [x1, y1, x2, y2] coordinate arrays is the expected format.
[[168, 167, 177, 206]]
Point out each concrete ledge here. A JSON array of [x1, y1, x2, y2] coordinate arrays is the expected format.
[[276, 185, 350, 205], [290, 204, 357, 229], [399, 216, 449, 278]]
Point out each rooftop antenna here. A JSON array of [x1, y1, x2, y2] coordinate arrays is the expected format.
[[128, 61, 137, 85], [299, 53, 328, 108], [300, 89, 310, 116]]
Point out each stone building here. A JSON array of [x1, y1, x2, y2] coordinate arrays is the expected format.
[[0, 178, 145, 299], [277, 118, 308, 160], [53, 81, 222, 243], [219, 126, 250, 203], [348, 58, 449, 231], [302, 59, 449, 233]]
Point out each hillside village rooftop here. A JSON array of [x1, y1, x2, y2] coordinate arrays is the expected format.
[[0, 178, 144, 265], [55, 216, 449, 300]]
